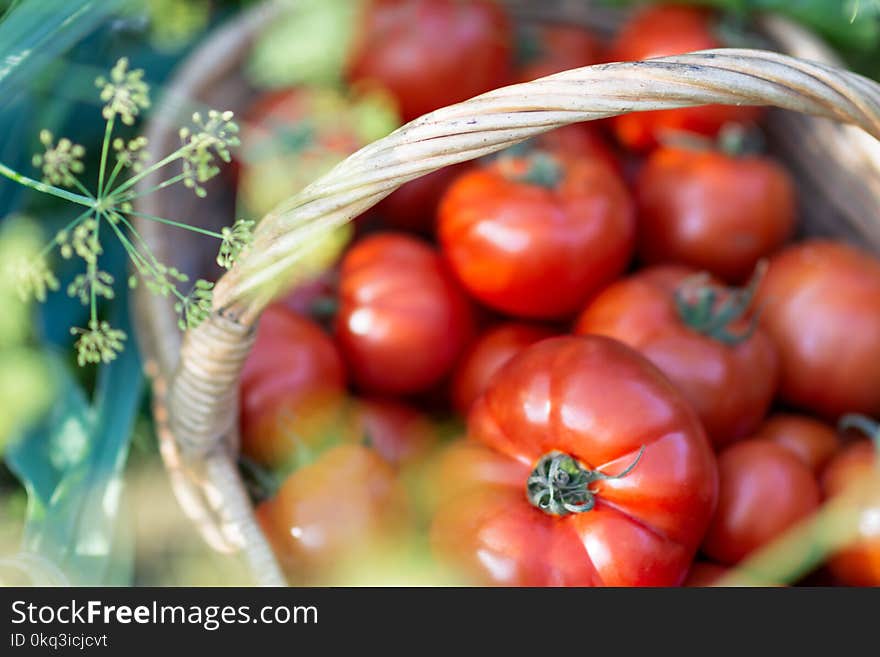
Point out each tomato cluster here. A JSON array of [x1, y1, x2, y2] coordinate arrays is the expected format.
[[234, 2, 880, 586]]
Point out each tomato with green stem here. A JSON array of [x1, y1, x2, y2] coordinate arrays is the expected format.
[[756, 240, 880, 420], [451, 321, 557, 416], [239, 305, 347, 467], [608, 5, 763, 151], [335, 232, 476, 395], [347, 0, 513, 122], [636, 145, 796, 283], [702, 439, 820, 566], [753, 414, 840, 476], [820, 415, 880, 587], [430, 335, 717, 586], [438, 150, 635, 320], [575, 265, 778, 448]]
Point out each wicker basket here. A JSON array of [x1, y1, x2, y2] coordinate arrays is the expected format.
[[132, 0, 880, 586]]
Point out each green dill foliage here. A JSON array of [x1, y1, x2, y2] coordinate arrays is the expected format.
[[2, 57, 255, 367]]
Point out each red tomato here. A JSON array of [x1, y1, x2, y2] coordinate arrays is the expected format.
[[438, 151, 635, 319], [575, 265, 778, 448], [352, 397, 438, 466], [608, 5, 763, 151], [451, 322, 557, 416], [517, 24, 603, 82], [702, 440, 820, 565], [239, 305, 347, 466], [821, 416, 880, 586], [636, 147, 796, 283], [264, 444, 408, 581], [752, 414, 840, 475], [347, 0, 513, 122], [335, 232, 476, 395], [756, 240, 880, 420], [375, 163, 472, 234], [430, 335, 718, 586], [534, 124, 624, 179]]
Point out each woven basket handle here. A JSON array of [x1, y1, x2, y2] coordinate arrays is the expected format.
[[161, 49, 880, 586]]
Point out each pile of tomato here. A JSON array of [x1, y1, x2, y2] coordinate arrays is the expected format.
[[234, 1, 880, 586]]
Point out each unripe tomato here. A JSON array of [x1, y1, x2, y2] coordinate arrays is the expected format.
[[608, 5, 762, 151], [753, 414, 840, 475], [236, 86, 399, 218], [636, 146, 796, 283], [336, 232, 476, 395], [431, 335, 718, 586], [265, 444, 409, 581], [239, 305, 347, 466], [347, 0, 513, 122], [702, 440, 820, 565], [438, 151, 635, 319], [820, 416, 880, 587], [451, 321, 557, 416], [756, 240, 880, 420], [575, 265, 778, 448]]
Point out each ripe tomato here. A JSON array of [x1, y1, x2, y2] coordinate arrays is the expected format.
[[820, 415, 880, 587], [451, 321, 556, 416], [702, 440, 820, 565], [347, 0, 513, 122], [430, 335, 718, 586], [534, 124, 624, 179], [263, 444, 408, 582], [352, 397, 438, 466], [608, 5, 762, 151], [517, 24, 603, 82], [636, 146, 796, 283], [239, 305, 347, 466], [335, 232, 475, 395], [374, 163, 472, 234], [236, 86, 399, 218], [756, 240, 880, 420], [438, 151, 635, 319], [575, 265, 778, 448], [753, 414, 840, 475]]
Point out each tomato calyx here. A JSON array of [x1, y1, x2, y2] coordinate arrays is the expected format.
[[839, 414, 880, 454], [500, 151, 563, 189], [526, 447, 646, 517], [674, 261, 766, 346]]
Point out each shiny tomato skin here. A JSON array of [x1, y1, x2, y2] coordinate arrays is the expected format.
[[821, 442, 880, 586], [438, 154, 635, 319], [575, 265, 778, 448], [756, 240, 880, 420], [239, 305, 347, 466], [637, 147, 796, 283], [608, 6, 763, 151], [266, 444, 408, 580], [702, 440, 820, 565], [347, 0, 513, 122], [451, 322, 557, 416], [431, 335, 718, 586], [336, 232, 476, 395], [753, 414, 840, 475]]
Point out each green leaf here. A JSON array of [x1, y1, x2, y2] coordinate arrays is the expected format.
[[0, 0, 134, 103], [5, 304, 143, 586]]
